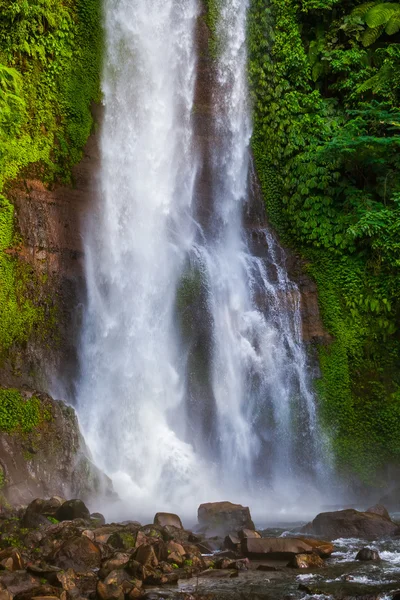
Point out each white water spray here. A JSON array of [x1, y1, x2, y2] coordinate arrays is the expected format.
[[77, 0, 332, 521]]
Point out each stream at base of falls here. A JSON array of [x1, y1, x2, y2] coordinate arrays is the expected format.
[[145, 521, 400, 600]]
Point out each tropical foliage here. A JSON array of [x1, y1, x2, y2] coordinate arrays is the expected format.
[[248, 0, 400, 485]]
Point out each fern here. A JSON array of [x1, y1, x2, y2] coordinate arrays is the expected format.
[[362, 24, 385, 45], [365, 2, 400, 27], [352, 1, 381, 18], [385, 11, 400, 33]]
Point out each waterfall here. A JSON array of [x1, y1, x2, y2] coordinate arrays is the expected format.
[[77, 0, 332, 520]]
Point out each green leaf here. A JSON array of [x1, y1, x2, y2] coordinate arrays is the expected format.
[[362, 24, 385, 45]]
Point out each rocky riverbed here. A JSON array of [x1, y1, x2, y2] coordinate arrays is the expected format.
[[0, 499, 399, 600]]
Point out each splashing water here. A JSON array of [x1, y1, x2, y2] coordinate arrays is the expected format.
[[76, 0, 333, 521]]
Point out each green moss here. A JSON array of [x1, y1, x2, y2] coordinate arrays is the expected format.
[[0, 388, 53, 434]]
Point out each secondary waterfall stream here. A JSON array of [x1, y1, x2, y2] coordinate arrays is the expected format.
[[76, 0, 332, 520]]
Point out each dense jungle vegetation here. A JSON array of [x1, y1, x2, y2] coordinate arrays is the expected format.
[[248, 0, 400, 485], [0, 0, 101, 355]]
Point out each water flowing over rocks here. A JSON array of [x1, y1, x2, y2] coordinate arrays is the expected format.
[[0, 392, 113, 507]]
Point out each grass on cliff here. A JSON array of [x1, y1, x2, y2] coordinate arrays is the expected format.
[[0, 388, 52, 433]]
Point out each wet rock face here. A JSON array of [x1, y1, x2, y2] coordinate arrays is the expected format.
[[303, 508, 399, 540], [0, 391, 113, 506], [198, 502, 255, 536], [0, 119, 100, 392]]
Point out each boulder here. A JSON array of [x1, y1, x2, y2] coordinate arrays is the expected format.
[[303, 509, 399, 540], [51, 535, 102, 571], [238, 529, 261, 540], [0, 571, 42, 597], [91, 513, 106, 526], [288, 553, 324, 569], [55, 499, 90, 522], [366, 504, 391, 521], [0, 550, 24, 572], [197, 502, 255, 536], [356, 547, 381, 561], [21, 500, 53, 529], [153, 513, 183, 529], [241, 537, 315, 558], [97, 570, 134, 600], [296, 538, 334, 558], [133, 545, 158, 568], [99, 554, 131, 579], [223, 534, 240, 551]]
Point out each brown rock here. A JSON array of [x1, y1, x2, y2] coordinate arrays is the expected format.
[[51, 535, 102, 571], [0, 551, 24, 573], [99, 554, 130, 579], [296, 538, 334, 557], [153, 513, 183, 529], [366, 504, 391, 521], [288, 553, 324, 569], [133, 545, 158, 568], [198, 502, 255, 536], [166, 541, 185, 556], [241, 537, 314, 558], [97, 570, 133, 600], [304, 509, 399, 540], [238, 529, 261, 540]]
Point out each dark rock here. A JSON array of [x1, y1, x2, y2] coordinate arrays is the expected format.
[[107, 530, 138, 551], [55, 499, 90, 522], [256, 564, 279, 572], [21, 500, 53, 529], [392, 591, 400, 600], [51, 535, 102, 571], [288, 553, 324, 568], [223, 534, 240, 551], [366, 504, 391, 520], [303, 509, 399, 540], [241, 537, 314, 559], [153, 513, 183, 530], [356, 547, 381, 561], [91, 513, 106, 526], [197, 502, 255, 536]]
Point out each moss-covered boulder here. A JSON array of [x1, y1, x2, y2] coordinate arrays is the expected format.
[[0, 389, 113, 507]]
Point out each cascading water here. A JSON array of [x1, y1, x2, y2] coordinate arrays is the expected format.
[[77, 0, 332, 520]]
